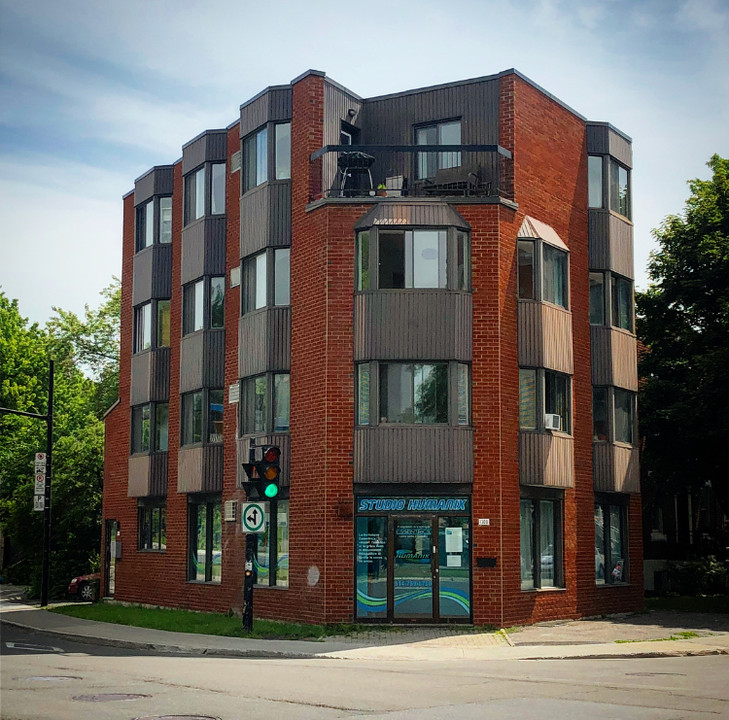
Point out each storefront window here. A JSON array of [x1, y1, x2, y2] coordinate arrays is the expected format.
[[255, 499, 289, 587], [438, 517, 470, 618], [356, 516, 388, 619]]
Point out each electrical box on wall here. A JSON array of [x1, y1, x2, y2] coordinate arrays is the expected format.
[[224, 500, 237, 522]]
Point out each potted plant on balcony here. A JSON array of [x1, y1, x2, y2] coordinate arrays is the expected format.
[[376, 183, 387, 197]]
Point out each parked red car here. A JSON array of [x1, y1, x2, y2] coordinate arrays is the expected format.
[[68, 573, 100, 602]]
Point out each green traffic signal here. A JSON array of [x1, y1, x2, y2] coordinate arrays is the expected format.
[[263, 482, 279, 498]]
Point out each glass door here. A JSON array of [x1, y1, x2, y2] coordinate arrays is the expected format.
[[438, 517, 470, 618], [392, 518, 434, 620]]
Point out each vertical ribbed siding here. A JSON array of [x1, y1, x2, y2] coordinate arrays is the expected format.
[[353, 292, 471, 361], [151, 347, 170, 401], [127, 455, 149, 497], [360, 78, 499, 190], [181, 217, 226, 285], [590, 327, 638, 390], [134, 166, 174, 205], [518, 432, 574, 487], [353, 427, 473, 483], [130, 348, 170, 405], [130, 351, 152, 406], [323, 80, 363, 192], [588, 211, 634, 279], [586, 124, 609, 154], [608, 129, 632, 168], [236, 434, 291, 488], [593, 443, 640, 493], [179, 330, 225, 393], [182, 130, 227, 174], [240, 87, 292, 138], [149, 452, 168, 496], [517, 301, 573, 373], [238, 308, 291, 378], [176, 445, 223, 493], [239, 183, 291, 257]]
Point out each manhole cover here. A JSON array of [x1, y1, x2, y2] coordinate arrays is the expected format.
[[74, 693, 151, 702], [20, 676, 82, 682], [134, 716, 221, 720]]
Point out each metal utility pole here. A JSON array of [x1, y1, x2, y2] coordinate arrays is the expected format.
[[0, 360, 54, 606]]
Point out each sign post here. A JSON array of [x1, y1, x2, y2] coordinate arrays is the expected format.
[[241, 502, 267, 632]]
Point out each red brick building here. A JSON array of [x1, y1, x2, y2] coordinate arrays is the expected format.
[[102, 69, 642, 626]]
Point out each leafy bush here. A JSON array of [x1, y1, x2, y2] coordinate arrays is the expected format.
[[664, 555, 728, 595]]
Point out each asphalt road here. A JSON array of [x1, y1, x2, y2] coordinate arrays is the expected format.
[[2, 624, 728, 720]]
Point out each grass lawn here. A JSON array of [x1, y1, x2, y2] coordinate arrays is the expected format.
[[645, 594, 729, 614], [50, 603, 349, 640]]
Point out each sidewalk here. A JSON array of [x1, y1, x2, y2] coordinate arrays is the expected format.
[[2, 585, 728, 662]]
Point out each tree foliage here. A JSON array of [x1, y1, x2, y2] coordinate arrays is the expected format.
[[637, 154, 729, 517], [0, 281, 119, 596]]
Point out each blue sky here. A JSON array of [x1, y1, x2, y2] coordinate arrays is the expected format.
[[1, 0, 727, 325]]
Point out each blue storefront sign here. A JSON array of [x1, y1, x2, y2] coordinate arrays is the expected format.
[[357, 497, 469, 513]]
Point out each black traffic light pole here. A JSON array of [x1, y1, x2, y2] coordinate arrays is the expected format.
[[0, 360, 54, 606], [242, 533, 256, 632]]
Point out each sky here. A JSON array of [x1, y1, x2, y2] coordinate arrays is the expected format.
[[1, 0, 727, 326]]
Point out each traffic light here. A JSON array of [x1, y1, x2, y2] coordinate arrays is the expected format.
[[241, 445, 281, 500], [255, 445, 280, 499]]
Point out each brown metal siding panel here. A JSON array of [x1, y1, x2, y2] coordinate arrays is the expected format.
[[517, 301, 541, 367], [153, 167, 175, 196], [179, 332, 205, 393], [586, 124, 609, 155], [182, 137, 207, 174], [204, 217, 227, 276], [269, 88, 293, 123], [239, 311, 267, 377], [130, 351, 152, 406], [236, 434, 291, 488], [182, 131, 227, 175], [269, 183, 291, 249], [608, 215, 634, 279], [205, 132, 228, 163], [517, 302, 573, 373], [590, 326, 612, 386], [588, 210, 610, 270], [132, 248, 153, 306], [268, 307, 291, 372], [181, 222, 205, 285], [177, 446, 203, 493], [353, 292, 471, 361], [608, 129, 632, 168], [240, 184, 268, 257], [240, 88, 292, 138], [353, 427, 473, 483], [128, 455, 150, 497], [151, 347, 171, 401], [611, 330, 638, 391], [202, 445, 224, 492], [355, 202, 469, 230], [134, 171, 155, 205], [519, 432, 574, 487], [152, 244, 173, 298], [204, 330, 226, 388], [149, 452, 168, 496], [592, 443, 639, 493]]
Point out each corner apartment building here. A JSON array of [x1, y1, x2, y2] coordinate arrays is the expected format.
[[102, 68, 642, 626]]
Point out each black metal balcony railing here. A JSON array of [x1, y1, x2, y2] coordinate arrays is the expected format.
[[310, 144, 513, 201]]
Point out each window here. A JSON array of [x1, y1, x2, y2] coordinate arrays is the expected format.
[[457, 363, 470, 426], [519, 368, 572, 434], [609, 159, 630, 218], [456, 231, 470, 290], [183, 277, 224, 334], [188, 496, 222, 582], [159, 197, 172, 243], [131, 402, 168, 454], [611, 274, 633, 331], [595, 499, 628, 584], [592, 387, 636, 445], [356, 364, 370, 425], [157, 300, 170, 347], [588, 155, 603, 208], [356, 231, 370, 291], [240, 374, 290, 434], [379, 230, 447, 289], [138, 501, 166, 551], [521, 494, 563, 589], [416, 120, 461, 179], [184, 167, 205, 225], [210, 163, 226, 215], [275, 123, 291, 180], [589, 272, 605, 325], [136, 200, 154, 251], [134, 302, 152, 353], [274, 249, 290, 306], [380, 363, 448, 424], [518, 239, 569, 309], [255, 499, 289, 587], [181, 390, 223, 446], [243, 127, 268, 192]]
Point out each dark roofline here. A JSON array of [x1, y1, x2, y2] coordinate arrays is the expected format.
[[182, 128, 228, 151], [133, 163, 177, 185], [239, 83, 292, 111], [585, 120, 633, 144]]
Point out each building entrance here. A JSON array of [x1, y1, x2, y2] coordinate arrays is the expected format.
[[355, 496, 470, 622]]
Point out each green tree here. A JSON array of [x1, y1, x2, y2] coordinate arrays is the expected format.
[[0, 284, 117, 596], [637, 155, 729, 529]]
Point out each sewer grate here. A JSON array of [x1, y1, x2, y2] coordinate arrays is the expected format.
[[134, 716, 222, 720], [74, 693, 151, 702], [20, 676, 82, 682]]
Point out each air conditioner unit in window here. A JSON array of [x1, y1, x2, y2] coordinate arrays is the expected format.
[[544, 414, 561, 431]]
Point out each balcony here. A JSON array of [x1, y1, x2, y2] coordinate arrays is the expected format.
[[309, 144, 513, 202]]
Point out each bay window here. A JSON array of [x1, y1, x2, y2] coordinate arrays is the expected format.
[[243, 126, 268, 192], [134, 298, 169, 354], [131, 402, 169, 454], [609, 159, 631, 219], [275, 123, 291, 180], [135, 196, 172, 251], [183, 277, 225, 335], [588, 155, 603, 208], [589, 270, 634, 332], [181, 390, 223, 446], [240, 373, 290, 435], [242, 249, 290, 313], [517, 239, 569, 309], [592, 387, 636, 445], [519, 368, 572, 434]]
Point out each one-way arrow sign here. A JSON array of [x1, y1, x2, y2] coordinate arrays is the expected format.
[[241, 502, 267, 533]]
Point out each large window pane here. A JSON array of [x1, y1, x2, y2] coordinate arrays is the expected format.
[[539, 500, 556, 587], [159, 197, 172, 243], [380, 363, 447, 424], [589, 272, 605, 325], [244, 376, 267, 434], [595, 504, 606, 584], [588, 155, 603, 208], [414, 363, 448, 423], [211, 163, 225, 215], [275, 123, 291, 180], [520, 500, 535, 590], [182, 391, 203, 445], [131, 405, 151, 453], [545, 372, 570, 434], [255, 252, 267, 309], [611, 275, 633, 331], [457, 363, 470, 426], [416, 124, 438, 180], [157, 300, 170, 347], [356, 364, 370, 426], [135, 303, 152, 352], [155, 403, 169, 452], [380, 363, 414, 423], [195, 166, 205, 218], [356, 231, 370, 291], [208, 389, 224, 443], [411, 230, 447, 288], [379, 231, 405, 288], [210, 277, 225, 328], [356, 516, 388, 618], [614, 389, 635, 444], [144, 200, 154, 248], [592, 387, 608, 442], [183, 281, 204, 334], [518, 240, 535, 299], [439, 121, 461, 171], [274, 249, 290, 306], [519, 369, 537, 430], [609, 505, 624, 582], [456, 231, 470, 290], [273, 374, 290, 432], [543, 244, 568, 308], [244, 127, 268, 191], [610, 159, 630, 218]]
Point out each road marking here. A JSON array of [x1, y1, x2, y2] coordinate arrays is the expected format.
[[5, 641, 64, 652]]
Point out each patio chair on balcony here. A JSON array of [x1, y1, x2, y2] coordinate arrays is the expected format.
[[417, 166, 480, 197], [337, 151, 375, 196]]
